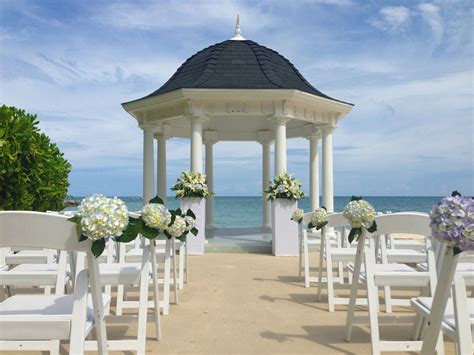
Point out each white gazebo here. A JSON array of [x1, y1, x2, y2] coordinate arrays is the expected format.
[[122, 18, 353, 253]]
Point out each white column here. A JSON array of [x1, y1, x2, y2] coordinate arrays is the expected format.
[[260, 140, 272, 230], [156, 134, 167, 205], [190, 117, 203, 172], [308, 134, 320, 211], [274, 118, 288, 174], [142, 125, 155, 203], [322, 126, 335, 212], [205, 141, 216, 229]]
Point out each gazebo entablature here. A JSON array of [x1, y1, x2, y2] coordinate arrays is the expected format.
[[123, 88, 351, 142]]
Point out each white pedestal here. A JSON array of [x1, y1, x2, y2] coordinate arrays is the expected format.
[[181, 197, 206, 255], [271, 199, 298, 256]]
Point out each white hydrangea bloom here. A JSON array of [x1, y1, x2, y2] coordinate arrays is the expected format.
[[77, 194, 129, 240], [184, 215, 196, 231], [311, 208, 327, 226], [343, 200, 376, 229], [167, 215, 187, 238], [291, 209, 304, 223], [142, 203, 171, 230]]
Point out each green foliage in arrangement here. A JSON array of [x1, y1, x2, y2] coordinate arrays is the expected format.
[[0, 105, 72, 211]]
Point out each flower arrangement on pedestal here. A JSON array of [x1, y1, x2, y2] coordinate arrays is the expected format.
[[265, 172, 304, 201], [171, 171, 211, 198], [69, 194, 198, 257], [429, 191, 473, 255], [343, 196, 378, 243]]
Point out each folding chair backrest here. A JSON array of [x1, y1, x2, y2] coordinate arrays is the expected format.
[[327, 212, 350, 228], [0, 211, 89, 253], [374, 212, 430, 236], [302, 212, 313, 225]]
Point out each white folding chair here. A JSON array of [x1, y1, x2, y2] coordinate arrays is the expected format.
[[344, 212, 443, 355], [80, 236, 160, 354], [0, 211, 109, 355], [317, 213, 367, 312], [0, 249, 70, 297], [123, 236, 174, 315], [412, 271, 474, 355]]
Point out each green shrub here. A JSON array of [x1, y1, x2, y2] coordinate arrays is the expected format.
[[0, 105, 72, 211]]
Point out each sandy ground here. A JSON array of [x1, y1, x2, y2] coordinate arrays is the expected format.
[[121, 253, 453, 354], [4, 252, 456, 354]]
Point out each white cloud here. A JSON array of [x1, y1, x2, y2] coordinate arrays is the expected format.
[[95, 0, 272, 33], [371, 6, 411, 32], [417, 3, 443, 42]]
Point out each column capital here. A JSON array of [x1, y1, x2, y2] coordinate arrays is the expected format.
[[258, 139, 274, 146], [270, 115, 292, 125], [204, 140, 217, 146], [139, 123, 156, 132], [187, 114, 209, 124], [320, 125, 337, 135], [257, 130, 273, 145], [154, 133, 169, 140], [305, 125, 322, 140]]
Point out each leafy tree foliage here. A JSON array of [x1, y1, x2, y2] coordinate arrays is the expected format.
[[0, 105, 72, 211]]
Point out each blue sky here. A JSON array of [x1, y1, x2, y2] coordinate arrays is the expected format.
[[1, 0, 472, 197]]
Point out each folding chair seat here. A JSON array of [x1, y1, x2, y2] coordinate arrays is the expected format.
[[0, 293, 110, 340], [0, 250, 70, 295], [4, 248, 57, 265]]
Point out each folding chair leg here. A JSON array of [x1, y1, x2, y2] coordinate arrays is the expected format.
[[364, 247, 381, 355], [104, 285, 112, 315], [171, 237, 179, 305], [338, 261, 344, 284], [383, 285, 392, 313], [303, 236, 310, 288], [185, 242, 189, 283], [298, 236, 302, 282], [326, 258, 335, 312], [116, 285, 124, 316], [317, 234, 325, 302], [178, 244, 185, 290], [162, 239, 171, 316], [150, 240, 162, 340], [49, 340, 60, 355], [344, 231, 366, 342], [137, 247, 151, 354]]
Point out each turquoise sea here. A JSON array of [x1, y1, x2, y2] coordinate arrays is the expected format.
[[67, 196, 441, 227]]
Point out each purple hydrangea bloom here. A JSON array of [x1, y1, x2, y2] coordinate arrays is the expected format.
[[429, 195, 474, 252]]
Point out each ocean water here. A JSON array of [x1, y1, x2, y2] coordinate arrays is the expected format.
[[67, 196, 441, 227]]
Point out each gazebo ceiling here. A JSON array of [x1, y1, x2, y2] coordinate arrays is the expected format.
[[122, 21, 353, 141]]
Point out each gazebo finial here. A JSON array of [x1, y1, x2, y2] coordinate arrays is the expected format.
[[230, 14, 246, 41]]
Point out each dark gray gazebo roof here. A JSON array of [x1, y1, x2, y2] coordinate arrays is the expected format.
[[129, 40, 352, 106]]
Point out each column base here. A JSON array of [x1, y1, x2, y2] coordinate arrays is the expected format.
[[261, 224, 272, 232]]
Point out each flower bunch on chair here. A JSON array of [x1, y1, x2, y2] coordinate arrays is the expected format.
[[118, 195, 199, 244], [308, 207, 328, 230], [69, 194, 129, 257], [291, 209, 304, 224], [343, 196, 377, 243], [265, 172, 304, 201], [171, 171, 212, 198], [430, 191, 474, 255]]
